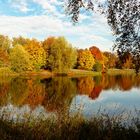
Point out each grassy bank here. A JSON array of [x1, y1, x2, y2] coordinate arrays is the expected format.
[[0, 67, 18, 77], [0, 112, 140, 140], [0, 67, 138, 78], [107, 69, 136, 75]]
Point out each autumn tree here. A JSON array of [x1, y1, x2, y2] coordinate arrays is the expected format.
[[107, 0, 140, 73], [66, 0, 140, 73], [116, 51, 134, 69], [12, 36, 29, 47], [42, 37, 56, 69], [122, 52, 133, 69], [89, 46, 106, 72], [24, 39, 46, 70], [77, 49, 95, 70], [103, 52, 117, 68], [10, 45, 33, 72], [44, 37, 77, 73], [0, 35, 11, 67], [0, 35, 11, 53], [90, 46, 103, 61], [0, 48, 9, 67]]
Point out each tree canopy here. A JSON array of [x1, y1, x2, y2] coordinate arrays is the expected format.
[[43, 37, 77, 73], [66, 0, 140, 73]]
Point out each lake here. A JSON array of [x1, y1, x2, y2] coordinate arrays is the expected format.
[[0, 74, 140, 121]]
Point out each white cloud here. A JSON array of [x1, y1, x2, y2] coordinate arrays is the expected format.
[[0, 7, 113, 51], [33, 0, 64, 18], [9, 0, 32, 13]]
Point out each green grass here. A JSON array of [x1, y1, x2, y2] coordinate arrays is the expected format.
[[0, 111, 140, 140], [107, 69, 136, 75], [68, 69, 102, 77]]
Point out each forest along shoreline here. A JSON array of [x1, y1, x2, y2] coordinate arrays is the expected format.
[[0, 35, 139, 78]]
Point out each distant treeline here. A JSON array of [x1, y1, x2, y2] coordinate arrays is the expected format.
[[0, 35, 136, 73]]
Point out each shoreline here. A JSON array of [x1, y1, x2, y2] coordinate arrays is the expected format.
[[0, 68, 138, 78]]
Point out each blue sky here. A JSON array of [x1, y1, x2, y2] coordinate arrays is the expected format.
[[0, 0, 114, 51]]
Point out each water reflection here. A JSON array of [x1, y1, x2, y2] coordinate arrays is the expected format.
[[0, 75, 140, 116], [41, 77, 76, 112]]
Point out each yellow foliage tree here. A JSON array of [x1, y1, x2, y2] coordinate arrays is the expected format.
[[77, 49, 95, 70], [24, 39, 46, 70]]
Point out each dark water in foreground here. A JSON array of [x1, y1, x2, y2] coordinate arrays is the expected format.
[[0, 74, 140, 120]]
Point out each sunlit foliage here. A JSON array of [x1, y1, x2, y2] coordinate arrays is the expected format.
[[0, 35, 11, 53], [10, 45, 33, 72], [24, 39, 46, 70], [0, 35, 11, 67], [103, 52, 117, 68], [0, 48, 9, 67], [12, 36, 29, 47], [77, 49, 95, 70], [44, 37, 77, 73]]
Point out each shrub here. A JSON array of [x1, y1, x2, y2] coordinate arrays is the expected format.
[[93, 61, 103, 72]]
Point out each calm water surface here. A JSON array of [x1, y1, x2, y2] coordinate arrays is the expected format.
[[0, 74, 140, 120]]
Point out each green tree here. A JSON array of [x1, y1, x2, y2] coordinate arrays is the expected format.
[[77, 49, 95, 70], [10, 45, 33, 72], [93, 61, 103, 72], [45, 37, 77, 73]]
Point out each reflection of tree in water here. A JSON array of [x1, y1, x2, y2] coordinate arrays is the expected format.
[[23, 79, 45, 109], [41, 77, 77, 112], [9, 77, 45, 108], [77, 77, 94, 95], [135, 76, 140, 88], [90, 76, 103, 100], [89, 85, 103, 100], [77, 74, 140, 100], [77, 76, 103, 100], [103, 75, 117, 90], [10, 78, 30, 106], [0, 75, 139, 109], [0, 77, 11, 105], [118, 75, 134, 91], [103, 75, 140, 91]]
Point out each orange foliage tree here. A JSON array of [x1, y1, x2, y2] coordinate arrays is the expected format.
[[89, 46, 103, 61], [0, 48, 9, 67], [89, 46, 107, 72], [0, 35, 11, 67]]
